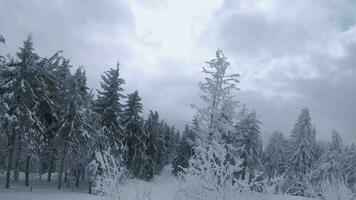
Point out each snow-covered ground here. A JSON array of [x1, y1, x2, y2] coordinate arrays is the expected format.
[[0, 166, 313, 200]]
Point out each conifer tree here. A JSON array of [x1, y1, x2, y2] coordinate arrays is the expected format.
[[36, 51, 62, 183], [288, 108, 314, 176], [0, 35, 46, 188], [285, 108, 314, 196], [123, 90, 147, 178], [311, 130, 344, 187], [95, 63, 126, 154], [263, 130, 288, 179], [346, 144, 356, 191], [193, 50, 239, 142], [57, 67, 90, 189], [172, 124, 196, 175], [235, 111, 263, 183], [144, 111, 165, 179]]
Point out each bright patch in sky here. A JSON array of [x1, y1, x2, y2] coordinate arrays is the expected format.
[[127, 0, 223, 76]]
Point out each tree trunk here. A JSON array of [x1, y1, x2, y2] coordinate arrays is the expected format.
[[241, 166, 246, 180], [25, 155, 31, 186], [47, 151, 54, 182], [75, 167, 80, 187], [5, 132, 18, 189], [13, 143, 21, 182], [67, 170, 70, 188], [81, 169, 85, 180], [248, 168, 253, 184], [88, 181, 92, 194], [64, 171, 68, 183], [57, 152, 65, 190]]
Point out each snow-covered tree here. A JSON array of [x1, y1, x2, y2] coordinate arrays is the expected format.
[[172, 124, 196, 175], [193, 49, 239, 142], [57, 67, 89, 189], [235, 111, 263, 183], [346, 143, 356, 192], [310, 130, 344, 188], [95, 63, 126, 154], [84, 91, 105, 192], [122, 90, 147, 178], [36, 51, 62, 183], [162, 124, 180, 165], [176, 140, 246, 200], [0, 35, 47, 188], [313, 140, 327, 166], [144, 111, 165, 179], [88, 149, 127, 200], [288, 108, 314, 176], [263, 130, 288, 179], [67, 67, 91, 187], [285, 108, 314, 196]]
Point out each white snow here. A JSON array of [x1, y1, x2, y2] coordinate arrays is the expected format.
[[0, 167, 317, 200], [0, 189, 101, 200], [120, 165, 179, 200]]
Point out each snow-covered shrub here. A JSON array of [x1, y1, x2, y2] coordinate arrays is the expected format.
[[280, 174, 316, 198], [88, 150, 128, 200], [176, 140, 249, 200], [316, 180, 354, 200], [133, 179, 152, 200], [263, 175, 285, 195]]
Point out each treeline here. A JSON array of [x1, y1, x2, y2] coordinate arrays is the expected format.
[[0, 35, 180, 190], [174, 107, 356, 195], [172, 50, 356, 197], [1, 35, 356, 198]]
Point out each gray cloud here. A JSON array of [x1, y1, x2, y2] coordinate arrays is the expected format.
[[205, 0, 356, 143], [0, 0, 134, 89], [1, 0, 356, 144]]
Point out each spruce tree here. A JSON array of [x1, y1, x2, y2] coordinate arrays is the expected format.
[[123, 90, 147, 178], [286, 108, 314, 196], [346, 144, 356, 191], [95, 63, 126, 154], [288, 108, 314, 176], [311, 130, 343, 186], [57, 67, 89, 190], [36, 51, 62, 183], [193, 50, 240, 142], [172, 124, 196, 175], [235, 111, 263, 183], [144, 111, 165, 179], [0, 35, 45, 188], [263, 130, 288, 179]]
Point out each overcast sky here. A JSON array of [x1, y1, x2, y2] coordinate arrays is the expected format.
[[1, 0, 356, 144]]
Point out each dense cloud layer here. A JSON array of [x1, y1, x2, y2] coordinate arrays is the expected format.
[[0, 0, 355, 143]]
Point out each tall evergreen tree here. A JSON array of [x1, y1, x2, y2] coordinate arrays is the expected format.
[[0, 35, 46, 188], [36, 51, 62, 183], [235, 111, 263, 183], [288, 108, 314, 177], [172, 124, 196, 175], [95, 63, 126, 154], [144, 111, 165, 179], [263, 130, 288, 179], [285, 108, 314, 196], [311, 130, 344, 186], [123, 90, 147, 178], [193, 50, 240, 142], [346, 144, 356, 191], [57, 67, 89, 190]]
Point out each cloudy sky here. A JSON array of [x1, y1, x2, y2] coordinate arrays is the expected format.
[[1, 0, 356, 143]]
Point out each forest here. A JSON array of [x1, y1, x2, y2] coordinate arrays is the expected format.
[[0, 35, 355, 200]]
